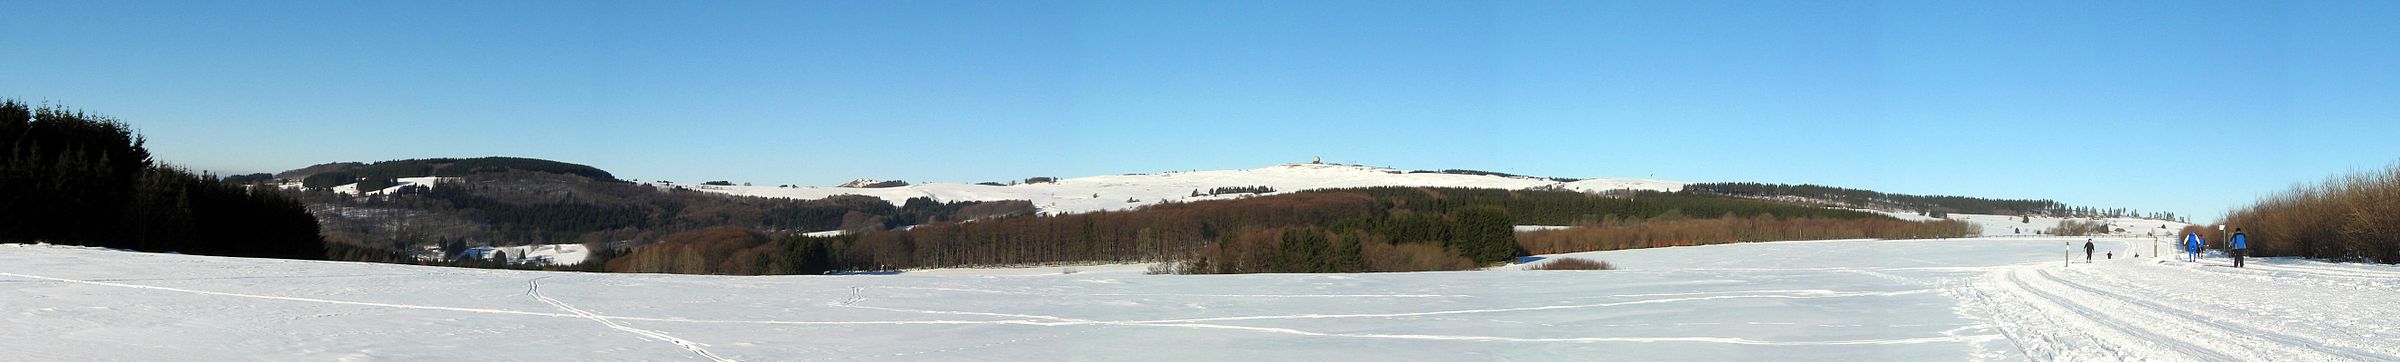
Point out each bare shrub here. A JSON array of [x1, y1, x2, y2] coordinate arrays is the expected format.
[[2047, 219, 2110, 236], [1527, 257, 1615, 270], [2222, 162, 2400, 263]]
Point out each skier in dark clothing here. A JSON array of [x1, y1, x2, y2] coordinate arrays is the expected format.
[[2083, 239, 2096, 262], [2231, 228, 2250, 268]]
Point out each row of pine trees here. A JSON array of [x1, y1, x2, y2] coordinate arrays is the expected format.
[[1, 100, 325, 259]]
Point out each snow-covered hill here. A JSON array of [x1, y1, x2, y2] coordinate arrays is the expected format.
[[278, 176, 452, 196], [666, 163, 1685, 214], [1877, 212, 2193, 238], [7, 236, 2393, 361]]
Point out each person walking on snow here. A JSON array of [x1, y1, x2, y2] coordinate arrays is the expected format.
[[2084, 239, 2096, 262], [2184, 231, 2204, 261], [2231, 228, 2250, 268]]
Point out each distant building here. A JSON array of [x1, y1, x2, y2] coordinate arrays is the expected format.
[[457, 246, 511, 263]]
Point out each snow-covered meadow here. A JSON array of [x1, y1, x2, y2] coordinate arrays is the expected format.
[[7, 234, 2393, 361]]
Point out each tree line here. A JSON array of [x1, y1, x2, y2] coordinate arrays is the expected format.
[[0, 100, 325, 259], [1175, 206, 1513, 274], [297, 157, 619, 190], [1517, 215, 1979, 254], [1324, 187, 1887, 225], [1193, 185, 1275, 197], [598, 186, 1972, 275], [1682, 182, 2066, 215]]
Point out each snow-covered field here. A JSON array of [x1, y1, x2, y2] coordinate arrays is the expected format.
[[6, 237, 2393, 361], [663, 163, 1684, 214]]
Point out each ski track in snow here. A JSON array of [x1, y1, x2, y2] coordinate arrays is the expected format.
[[526, 277, 734, 362], [2039, 270, 2390, 360], [1963, 238, 2400, 361], [0, 272, 572, 318]]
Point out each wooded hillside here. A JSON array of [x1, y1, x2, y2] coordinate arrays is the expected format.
[[607, 187, 1977, 275]]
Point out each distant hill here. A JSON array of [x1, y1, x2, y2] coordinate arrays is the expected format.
[[275, 162, 364, 180], [284, 157, 617, 189], [281, 157, 2172, 273], [285, 158, 1033, 265]]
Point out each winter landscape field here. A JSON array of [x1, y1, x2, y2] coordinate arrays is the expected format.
[[15, 1, 2400, 361], [10, 231, 2395, 361]]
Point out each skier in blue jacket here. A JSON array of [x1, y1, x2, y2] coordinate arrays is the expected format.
[[2184, 232, 2203, 261], [2230, 228, 2249, 268]]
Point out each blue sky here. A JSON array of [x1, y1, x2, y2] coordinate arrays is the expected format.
[[5, 1, 2397, 221]]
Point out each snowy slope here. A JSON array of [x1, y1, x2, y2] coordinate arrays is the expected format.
[[664, 163, 1685, 214], [9, 237, 2394, 361], [281, 176, 453, 196]]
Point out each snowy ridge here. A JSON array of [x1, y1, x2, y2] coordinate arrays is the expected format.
[[665, 163, 1685, 214]]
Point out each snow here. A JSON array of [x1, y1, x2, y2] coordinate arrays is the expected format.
[[1557, 178, 1686, 194], [661, 163, 1686, 214], [7, 235, 2391, 361], [800, 230, 851, 238], [1514, 225, 1574, 232]]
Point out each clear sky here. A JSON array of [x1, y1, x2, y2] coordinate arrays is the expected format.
[[6, 1, 2397, 221]]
